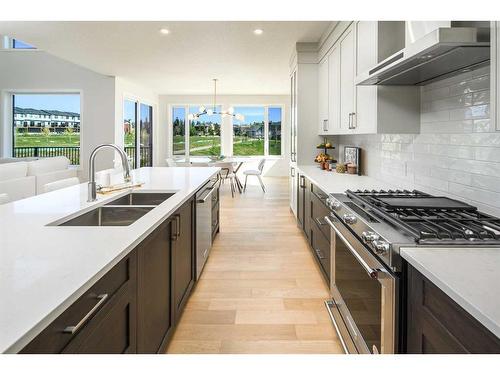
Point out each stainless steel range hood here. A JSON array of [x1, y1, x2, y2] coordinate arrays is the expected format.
[[356, 25, 491, 86]]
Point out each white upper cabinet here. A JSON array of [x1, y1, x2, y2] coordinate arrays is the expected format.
[[316, 21, 421, 135], [318, 57, 329, 134], [328, 46, 341, 134], [339, 25, 356, 133]]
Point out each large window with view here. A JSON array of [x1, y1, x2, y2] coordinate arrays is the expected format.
[[124, 100, 137, 168], [268, 107, 282, 155], [232, 106, 265, 156], [188, 106, 221, 156], [12, 93, 81, 165], [172, 106, 186, 155], [170, 104, 283, 158]]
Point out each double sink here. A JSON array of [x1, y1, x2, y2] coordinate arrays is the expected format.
[[58, 192, 175, 227]]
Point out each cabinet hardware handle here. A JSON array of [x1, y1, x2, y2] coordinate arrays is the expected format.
[[348, 113, 352, 129], [176, 215, 181, 238], [171, 215, 178, 241], [290, 167, 295, 177], [63, 294, 108, 335], [351, 112, 356, 129], [323, 119, 328, 132], [299, 175, 306, 188], [314, 217, 327, 226], [315, 248, 325, 260]]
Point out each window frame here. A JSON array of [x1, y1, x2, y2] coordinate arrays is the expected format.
[[6, 90, 83, 167]]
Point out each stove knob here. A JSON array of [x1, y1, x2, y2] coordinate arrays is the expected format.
[[328, 199, 341, 210], [362, 231, 380, 242], [343, 213, 357, 225], [373, 240, 390, 255]]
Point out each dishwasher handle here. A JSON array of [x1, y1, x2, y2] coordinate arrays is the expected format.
[[197, 186, 216, 203]]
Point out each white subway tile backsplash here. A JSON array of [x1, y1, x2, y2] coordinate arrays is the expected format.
[[336, 70, 500, 216]]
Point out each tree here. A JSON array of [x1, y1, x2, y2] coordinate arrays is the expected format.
[[41, 126, 50, 143], [64, 127, 74, 144]]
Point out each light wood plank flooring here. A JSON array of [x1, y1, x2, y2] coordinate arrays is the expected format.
[[166, 176, 343, 354]]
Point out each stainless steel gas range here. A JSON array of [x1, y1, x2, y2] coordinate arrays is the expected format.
[[324, 189, 500, 354]]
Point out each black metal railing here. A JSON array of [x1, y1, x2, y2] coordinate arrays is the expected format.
[[14, 146, 80, 165], [125, 146, 152, 168], [13, 146, 151, 168]]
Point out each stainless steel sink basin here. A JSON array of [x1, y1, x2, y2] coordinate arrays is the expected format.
[[58, 206, 154, 226], [104, 192, 175, 206]]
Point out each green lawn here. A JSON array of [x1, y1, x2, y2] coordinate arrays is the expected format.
[[173, 135, 281, 156], [14, 133, 80, 147]]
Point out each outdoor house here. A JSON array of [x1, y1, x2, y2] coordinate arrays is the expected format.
[[14, 107, 80, 133]]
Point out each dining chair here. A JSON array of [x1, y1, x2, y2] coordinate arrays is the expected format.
[[42, 177, 80, 193], [165, 158, 177, 167], [243, 159, 266, 193], [215, 162, 237, 198]]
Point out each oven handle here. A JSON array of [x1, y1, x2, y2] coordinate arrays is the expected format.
[[324, 215, 379, 279]]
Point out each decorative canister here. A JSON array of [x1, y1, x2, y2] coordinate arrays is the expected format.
[[336, 163, 346, 174]]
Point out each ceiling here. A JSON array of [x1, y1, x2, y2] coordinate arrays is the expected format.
[[0, 21, 332, 95]]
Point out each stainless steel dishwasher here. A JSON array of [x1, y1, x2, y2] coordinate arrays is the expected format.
[[195, 176, 219, 279]]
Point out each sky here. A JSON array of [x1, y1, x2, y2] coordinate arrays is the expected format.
[[14, 94, 80, 113]]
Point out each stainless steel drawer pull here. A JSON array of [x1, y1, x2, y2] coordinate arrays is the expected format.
[[197, 186, 216, 203], [314, 217, 327, 226], [63, 293, 109, 335]]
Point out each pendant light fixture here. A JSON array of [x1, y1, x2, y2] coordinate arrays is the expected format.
[[188, 79, 245, 121]]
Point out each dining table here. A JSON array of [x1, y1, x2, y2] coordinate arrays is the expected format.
[[177, 157, 255, 193]]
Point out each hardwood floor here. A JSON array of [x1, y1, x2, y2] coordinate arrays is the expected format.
[[166, 176, 343, 354]]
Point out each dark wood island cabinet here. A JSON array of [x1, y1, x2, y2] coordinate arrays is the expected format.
[[21, 195, 201, 354], [406, 264, 500, 354]]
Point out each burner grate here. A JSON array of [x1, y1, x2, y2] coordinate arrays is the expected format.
[[346, 189, 500, 243]]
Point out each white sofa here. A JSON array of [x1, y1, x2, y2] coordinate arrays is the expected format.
[[0, 162, 36, 202], [0, 157, 78, 203]]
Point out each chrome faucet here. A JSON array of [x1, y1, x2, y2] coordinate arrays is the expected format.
[[88, 144, 131, 202]]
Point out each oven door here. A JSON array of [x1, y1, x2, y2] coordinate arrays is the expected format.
[[325, 215, 396, 354]]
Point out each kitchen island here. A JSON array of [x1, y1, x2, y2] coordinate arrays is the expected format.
[[0, 167, 219, 353]]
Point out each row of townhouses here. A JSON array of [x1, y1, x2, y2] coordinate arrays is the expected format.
[[14, 107, 80, 130]]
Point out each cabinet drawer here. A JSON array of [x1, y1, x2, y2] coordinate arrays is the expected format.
[[20, 251, 136, 353], [310, 191, 331, 241], [311, 184, 328, 201], [310, 219, 331, 281]]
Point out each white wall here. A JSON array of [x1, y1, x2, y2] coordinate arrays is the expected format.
[[0, 50, 116, 176], [159, 94, 290, 176], [333, 67, 500, 216], [114, 77, 159, 167]]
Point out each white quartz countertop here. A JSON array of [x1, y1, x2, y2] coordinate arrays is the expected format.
[[401, 247, 500, 338], [296, 165, 397, 194], [0, 167, 219, 353]]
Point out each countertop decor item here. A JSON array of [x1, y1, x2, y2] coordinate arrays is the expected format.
[[315, 138, 337, 166], [347, 164, 357, 174], [344, 146, 361, 176], [336, 163, 346, 174]]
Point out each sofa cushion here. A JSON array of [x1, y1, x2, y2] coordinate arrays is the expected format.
[[27, 156, 70, 176], [35, 168, 78, 195], [0, 162, 28, 182], [0, 176, 36, 201]]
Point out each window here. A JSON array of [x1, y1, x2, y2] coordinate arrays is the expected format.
[[232, 107, 265, 156], [12, 39, 36, 49], [12, 93, 81, 165], [172, 107, 186, 155], [188, 106, 221, 156], [170, 104, 283, 158], [124, 100, 137, 168], [268, 107, 282, 156], [140, 104, 153, 167]]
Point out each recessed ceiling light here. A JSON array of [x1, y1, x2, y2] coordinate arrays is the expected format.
[[160, 28, 170, 35], [253, 29, 263, 35]]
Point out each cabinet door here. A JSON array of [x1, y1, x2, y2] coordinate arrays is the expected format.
[[318, 57, 329, 134], [328, 46, 341, 134], [304, 177, 312, 242], [290, 166, 297, 217], [137, 220, 173, 353], [172, 198, 195, 323], [406, 265, 500, 354], [297, 173, 305, 228], [340, 25, 356, 133], [63, 282, 137, 354], [355, 21, 378, 134]]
